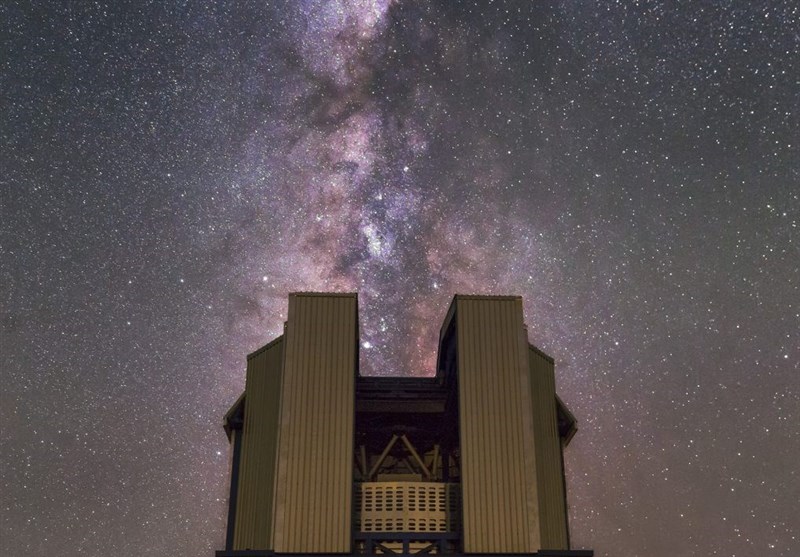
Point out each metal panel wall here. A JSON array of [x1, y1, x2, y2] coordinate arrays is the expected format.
[[232, 337, 284, 550], [529, 345, 569, 550], [273, 293, 357, 553], [454, 296, 540, 552]]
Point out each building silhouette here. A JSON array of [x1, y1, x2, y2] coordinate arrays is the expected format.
[[217, 293, 592, 557]]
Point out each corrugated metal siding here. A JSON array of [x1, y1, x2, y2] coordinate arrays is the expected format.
[[454, 296, 540, 552], [529, 345, 569, 550], [233, 337, 284, 550], [273, 293, 357, 553]]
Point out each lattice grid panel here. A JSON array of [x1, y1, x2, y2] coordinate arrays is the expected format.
[[355, 482, 461, 533]]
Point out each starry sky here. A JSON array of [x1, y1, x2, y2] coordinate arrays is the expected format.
[[2, 1, 798, 556]]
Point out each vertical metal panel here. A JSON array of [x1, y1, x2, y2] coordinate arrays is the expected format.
[[273, 293, 357, 553], [225, 426, 243, 549], [233, 337, 284, 550], [529, 345, 569, 549], [454, 296, 540, 552]]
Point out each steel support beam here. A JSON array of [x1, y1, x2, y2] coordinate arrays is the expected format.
[[368, 434, 399, 480], [400, 434, 431, 479]]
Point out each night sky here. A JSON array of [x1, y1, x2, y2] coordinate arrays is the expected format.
[[2, 2, 798, 556]]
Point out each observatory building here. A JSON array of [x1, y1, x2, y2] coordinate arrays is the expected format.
[[217, 293, 592, 557]]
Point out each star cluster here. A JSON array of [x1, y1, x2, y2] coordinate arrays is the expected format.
[[2, 2, 798, 556]]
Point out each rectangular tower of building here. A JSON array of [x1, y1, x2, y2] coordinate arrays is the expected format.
[[445, 296, 541, 552]]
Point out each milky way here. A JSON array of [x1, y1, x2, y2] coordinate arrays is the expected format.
[[2, 2, 798, 556]]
